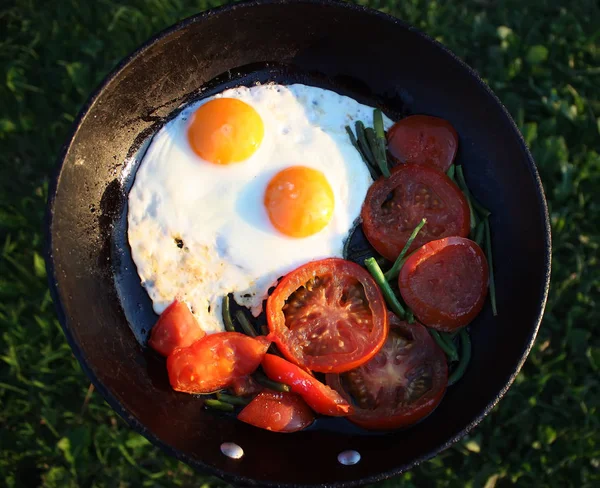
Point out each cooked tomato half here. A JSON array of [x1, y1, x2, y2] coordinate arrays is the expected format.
[[361, 164, 470, 261], [261, 354, 352, 416], [399, 236, 488, 331], [238, 390, 315, 433], [387, 115, 458, 172], [148, 300, 205, 357], [326, 314, 447, 430], [230, 375, 262, 397], [167, 332, 270, 394], [266, 258, 387, 373]]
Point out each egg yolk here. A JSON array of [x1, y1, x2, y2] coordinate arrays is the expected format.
[[264, 166, 335, 238], [187, 98, 264, 164]]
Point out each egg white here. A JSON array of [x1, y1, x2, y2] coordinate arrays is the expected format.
[[127, 83, 393, 334]]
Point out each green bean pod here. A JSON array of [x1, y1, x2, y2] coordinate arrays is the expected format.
[[345, 125, 379, 180], [455, 165, 478, 232], [254, 371, 291, 393], [364, 257, 406, 318], [384, 218, 427, 281], [204, 399, 235, 412], [216, 393, 251, 406], [221, 295, 236, 332], [484, 218, 498, 316], [235, 309, 257, 338], [448, 329, 472, 386], [430, 330, 459, 362]]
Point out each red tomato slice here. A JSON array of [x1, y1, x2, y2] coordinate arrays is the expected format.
[[238, 390, 315, 433], [266, 258, 387, 373], [387, 115, 458, 172], [167, 332, 270, 394], [399, 236, 489, 331], [230, 375, 262, 397], [261, 354, 352, 416], [361, 164, 470, 261], [327, 314, 447, 430], [148, 300, 205, 357]]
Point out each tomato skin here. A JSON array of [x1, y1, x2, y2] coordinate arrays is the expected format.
[[399, 237, 488, 331], [261, 354, 353, 416], [148, 300, 205, 357], [387, 115, 458, 172], [266, 258, 388, 373], [238, 390, 315, 433], [327, 315, 447, 430], [167, 332, 270, 394], [361, 164, 470, 261]]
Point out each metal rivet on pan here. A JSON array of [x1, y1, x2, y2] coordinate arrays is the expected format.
[[220, 442, 244, 460], [338, 450, 361, 465]]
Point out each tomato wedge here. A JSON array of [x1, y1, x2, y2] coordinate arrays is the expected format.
[[148, 300, 205, 357], [327, 314, 447, 430], [386, 115, 458, 172], [399, 236, 488, 331], [266, 258, 387, 373], [361, 164, 470, 261], [230, 375, 262, 397], [238, 390, 315, 433], [261, 354, 352, 416], [167, 332, 270, 394]]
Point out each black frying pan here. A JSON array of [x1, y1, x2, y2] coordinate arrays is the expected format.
[[45, 1, 551, 486]]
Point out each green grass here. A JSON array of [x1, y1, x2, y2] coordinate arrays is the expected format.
[[1, 0, 599, 486]]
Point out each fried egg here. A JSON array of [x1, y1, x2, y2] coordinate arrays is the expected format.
[[128, 83, 392, 334]]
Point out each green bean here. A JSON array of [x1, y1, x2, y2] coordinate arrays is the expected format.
[[345, 125, 379, 180], [254, 371, 291, 392], [364, 128, 382, 170], [373, 109, 390, 177], [484, 218, 498, 316], [366, 124, 390, 178], [260, 325, 269, 336], [355, 121, 378, 170], [345, 125, 360, 150], [204, 399, 235, 412], [448, 329, 472, 386], [473, 220, 485, 246], [216, 393, 251, 406], [235, 309, 257, 338], [446, 164, 456, 181], [430, 330, 459, 362], [406, 310, 415, 324], [455, 165, 478, 232], [384, 218, 427, 281], [221, 295, 236, 332], [471, 196, 491, 219], [364, 257, 406, 318], [365, 127, 389, 179]]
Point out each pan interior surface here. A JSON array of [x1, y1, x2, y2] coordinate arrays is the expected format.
[[46, 1, 550, 486]]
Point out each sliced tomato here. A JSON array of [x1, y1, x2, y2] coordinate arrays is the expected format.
[[238, 390, 315, 433], [261, 354, 352, 416], [387, 115, 458, 172], [399, 236, 488, 331], [167, 332, 270, 394], [327, 314, 447, 430], [266, 258, 387, 373], [148, 300, 205, 357], [361, 164, 470, 261], [230, 375, 262, 397]]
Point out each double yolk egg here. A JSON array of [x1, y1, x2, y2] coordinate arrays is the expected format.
[[127, 84, 392, 334], [187, 97, 334, 238]]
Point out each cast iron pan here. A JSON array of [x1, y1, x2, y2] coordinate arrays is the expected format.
[[45, 0, 551, 486]]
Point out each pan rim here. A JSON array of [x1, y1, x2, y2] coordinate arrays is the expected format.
[[44, 1, 552, 486]]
